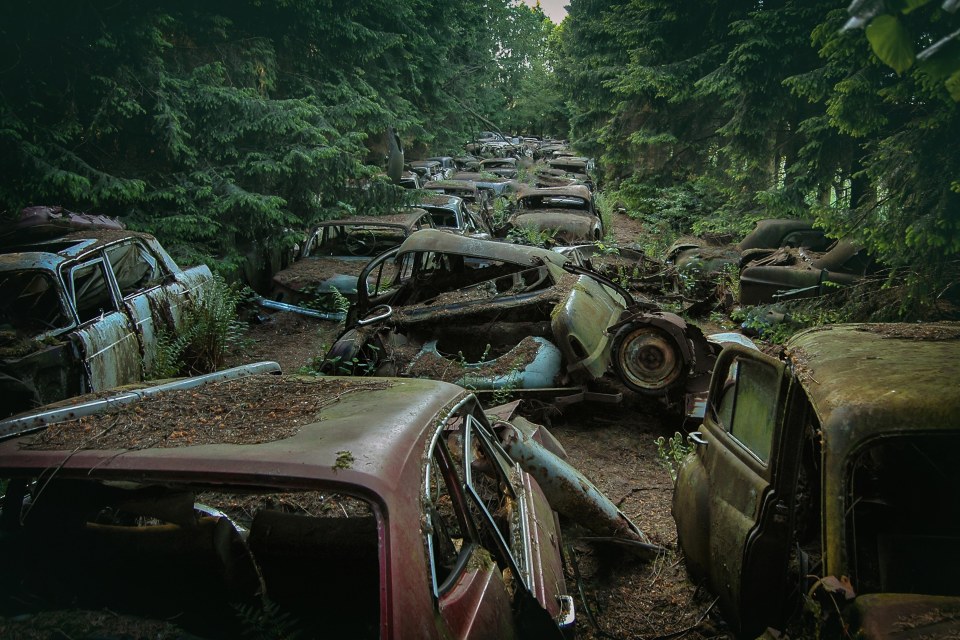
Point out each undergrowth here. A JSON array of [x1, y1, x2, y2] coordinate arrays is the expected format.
[[149, 274, 249, 379], [654, 432, 692, 484]]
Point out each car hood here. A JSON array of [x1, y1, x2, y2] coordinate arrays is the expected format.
[[396, 229, 568, 268]]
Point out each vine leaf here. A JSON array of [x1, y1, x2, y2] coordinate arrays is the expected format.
[[866, 14, 916, 74]]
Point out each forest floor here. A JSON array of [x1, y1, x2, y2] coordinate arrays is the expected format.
[[224, 212, 737, 639]]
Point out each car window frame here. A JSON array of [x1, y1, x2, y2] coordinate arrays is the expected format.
[[424, 402, 531, 600], [65, 256, 122, 325], [104, 239, 169, 299]]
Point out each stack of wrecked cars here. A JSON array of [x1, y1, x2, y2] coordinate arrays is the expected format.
[[321, 229, 746, 414], [0, 362, 660, 638], [0, 206, 213, 419], [673, 322, 960, 638], [268, 210, 435, 313]]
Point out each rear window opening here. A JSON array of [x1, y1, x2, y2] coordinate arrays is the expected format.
[[0, 478, 382, 639], [845, 433, 960, 596]]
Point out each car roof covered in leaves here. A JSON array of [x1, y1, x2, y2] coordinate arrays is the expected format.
[[0, 375, 468, 504], [315, 210, 430, 230], [787, 322, 960, 451]]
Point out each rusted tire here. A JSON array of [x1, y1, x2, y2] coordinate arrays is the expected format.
[[611, 323, 686, 395]]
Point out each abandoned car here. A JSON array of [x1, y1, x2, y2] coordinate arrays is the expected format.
[[451, 171, 521, 199], [0, 224, 212, 419], [322, 229, 731, 412], [509, 185, 603, 244], [268, 210, 434, 309], [408, 160, 444, 183], [421, 179, 486, 210], [738, 238, 874, 305], [408, 193, 493, 238], [667, 219, 831, 278], [673, 322, 960, 638], [426, 156, 457, 180], [0, 367, 583, 638], [545, 157, 594, 190], [479, 157, 519, 179]]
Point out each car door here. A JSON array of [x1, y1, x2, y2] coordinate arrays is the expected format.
[[681, 345, 805, 636], [64, 255, 142, 391], [104, 240, 170, 376], [104, 240, 210, 377], [425, 407, 565, 639]]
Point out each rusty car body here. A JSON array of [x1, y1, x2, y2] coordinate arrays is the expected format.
[[0, 368, 579, 638], [479, 157, 519, 179], [323, 230, 729, 411], [426, 156, 457, 180], [0, 228, 212, 419], [269, 211, 434, 308], [408, 193, 492, 239], [738, 238, 874, 305], [666, 219, 830, 278], [545, 157, 594, 190], [673, 322, 960, 637], [408, 160, 445, 183], [509, 185, 603, 244]]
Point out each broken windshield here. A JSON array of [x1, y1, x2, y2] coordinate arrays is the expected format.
[[0, 269, 71, 338]]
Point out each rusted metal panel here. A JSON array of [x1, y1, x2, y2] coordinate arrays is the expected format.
[[550, 275, 624, 382], [852, 593, 960, 639], [0, 361, 281, 439], [497, 420, 663, 556], [76, 310, 142, 392], [395, 229, 568, 267]]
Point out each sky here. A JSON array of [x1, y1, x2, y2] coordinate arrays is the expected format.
[[523, 0, 568, 23]]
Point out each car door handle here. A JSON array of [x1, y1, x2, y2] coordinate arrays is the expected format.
[[688, 431, 708, 447]]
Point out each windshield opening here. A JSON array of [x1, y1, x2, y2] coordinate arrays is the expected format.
[[845, 433, 960, 596]]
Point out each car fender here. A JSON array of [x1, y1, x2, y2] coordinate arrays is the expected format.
[[672, 448, 711, 580]]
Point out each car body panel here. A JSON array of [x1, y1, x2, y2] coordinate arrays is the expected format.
[[511, 186, 601, 243], [736, 219, 829, 253], [674, 322, 960, 636], [550, 275, 626, 381], [269, 211, 433, 306], [739, 239, 872, 304]]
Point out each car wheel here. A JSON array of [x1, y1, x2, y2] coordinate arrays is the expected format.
[[611, 323, 686, 394]]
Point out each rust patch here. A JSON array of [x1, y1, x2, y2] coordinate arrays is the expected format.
[[25, 375, 392, 450]]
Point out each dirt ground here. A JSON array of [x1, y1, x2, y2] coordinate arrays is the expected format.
[[217, 212, 737, 638]]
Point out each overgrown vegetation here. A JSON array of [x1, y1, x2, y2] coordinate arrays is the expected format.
[[551, 0, 959, 311], [654, 432, 692, 484], [149, 274, 248, 379], [0, 0, 556, 272]]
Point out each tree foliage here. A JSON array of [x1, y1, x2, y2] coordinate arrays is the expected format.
[[554, 0, 959, 308], [0, 0, 549, 272]]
